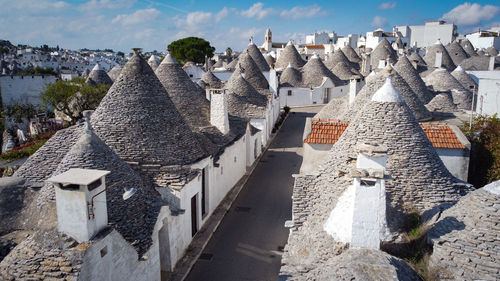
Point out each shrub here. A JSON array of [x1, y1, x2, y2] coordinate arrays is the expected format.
[[461, 114, 500, 187]]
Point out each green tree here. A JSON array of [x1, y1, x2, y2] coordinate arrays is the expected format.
[[461, 114, 500, 187], [116, 51, 125, 58], [41, 78, 109, 124], [167, 37, 215, 64]]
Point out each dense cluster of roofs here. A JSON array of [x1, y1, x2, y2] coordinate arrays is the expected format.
[[0, 33, 498, 281]]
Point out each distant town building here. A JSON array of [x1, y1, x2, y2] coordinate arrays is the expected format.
[[396, 20, 457, 48], [465, 29, 500, 50]]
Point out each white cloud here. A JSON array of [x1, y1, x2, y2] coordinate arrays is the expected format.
[[79, 0, 135, 11], [3, 0, 70, 11], [228, 27, 261, 41], [280, 5, 323, 19], [112, 8, 160, 25], [378, 2, 396, 10], [241, 3, 275, 20], [442, 3, 500, 26], [216, 7, 229, 21], [371, 15, 388, 27], [174, 7, 229, 33]]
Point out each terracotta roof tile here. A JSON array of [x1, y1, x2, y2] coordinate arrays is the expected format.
[[421, 125, 466, 149], [305, 120, 466, 150], [306, 45, 325, 49], [304, 119, 348, 144]]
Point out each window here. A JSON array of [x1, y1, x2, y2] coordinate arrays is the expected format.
[[287, 90, 292, 96], [234, 156, 237, 163], [221, 166, 223, 175], [189, 74, 193, 78]]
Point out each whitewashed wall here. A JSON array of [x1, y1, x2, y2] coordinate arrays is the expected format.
[[0, 75, 57, 106]]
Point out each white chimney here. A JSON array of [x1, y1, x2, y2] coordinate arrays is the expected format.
[[210, 89, 230, 134], [378, 59, 386, 69], [489, 56, 495, 71], [363, 53, 371, 73], [434, 52, 443, 68], [48, 168, 111, 243], [349, 78, 365, 104], [349, 143, 389, 249]]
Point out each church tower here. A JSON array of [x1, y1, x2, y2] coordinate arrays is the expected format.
[[264, 28, 272, 51]]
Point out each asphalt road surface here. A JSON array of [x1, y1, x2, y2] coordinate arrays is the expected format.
[[185, 106, 322, 281]]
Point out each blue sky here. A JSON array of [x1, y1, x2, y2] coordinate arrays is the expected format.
[[1, 0, 499, 53]]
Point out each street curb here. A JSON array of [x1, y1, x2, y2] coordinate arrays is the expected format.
[[172, 111, 291, 281]]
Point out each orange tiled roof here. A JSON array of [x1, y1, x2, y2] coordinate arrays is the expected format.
[[420, 125, 466, 149], [304, 118, 348, 144], [304, 120, 466, 150], [305, 45, 325, 49]]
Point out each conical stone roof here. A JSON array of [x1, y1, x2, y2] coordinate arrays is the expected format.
[[394, 55, 435, 103], [342, 66, 432, 121], [264, 54, 275, 68], [460, 39, 477, 57], [225, 70, 267, 118], [445, 41, 469, 66], [45, 121, 163, 255], [341, 45, 361, 64], [423, 40, 456, 71], [326, 49, 353, 70], [460, 55, 499, 70], [148, 54, 161, 71], [86, 63, 113, 85], [245, 42, 270, 72], [295, 249, 421, 281], [451, 65, 477, 91], [275, 41, 306, 69], [314, 94, 349, 120], [279, 63, 302, 87], [155, 54, 211, 129], [331, 61, 362, 80], [199, 70, 223, 89], [423, 68, 472, 109], [107, 65, 123, 82], [425, 92, 458, 112], [91, 51, 207, 165], [238, 51, 269, 89], [427, 180, 500, 280], [302, 55, 343, 87], [486, 46, 498, 57], [370, 38, 398, 67], [408, 51, 426, 66], [281, 78, 471, 275], [225, 58, 238, 70]]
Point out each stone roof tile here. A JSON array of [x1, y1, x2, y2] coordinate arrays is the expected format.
[[91, 51, 208, 165]]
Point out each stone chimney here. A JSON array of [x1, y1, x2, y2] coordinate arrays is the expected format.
[[48, 168, 111, 242], [349, 143, 389, 249], [210, 89, 230, 134], [434, 51, 443, 68]]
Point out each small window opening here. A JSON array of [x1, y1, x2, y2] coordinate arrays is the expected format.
[[287, 90, 292, 96], [100, 246, 108, 257], [60, 183, 80, 190], [88, 178, 102, 191], [360, 179, 376, 186]]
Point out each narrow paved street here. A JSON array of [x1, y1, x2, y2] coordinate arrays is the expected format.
[[185, 106, 322, 281]]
